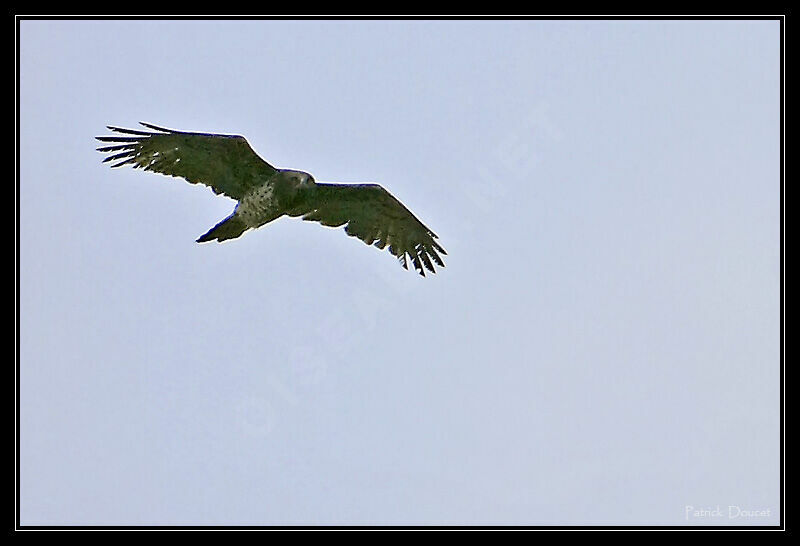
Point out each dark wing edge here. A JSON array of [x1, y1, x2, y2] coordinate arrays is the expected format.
[[290, 183, 447, 277], [95, 122, 277, 200]]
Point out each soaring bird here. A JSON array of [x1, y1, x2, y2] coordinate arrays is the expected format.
[[96, 123, 446, 276]]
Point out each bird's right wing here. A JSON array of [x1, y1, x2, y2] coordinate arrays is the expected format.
[[287, 183, 446, 276], [96, 122, 277, 200]]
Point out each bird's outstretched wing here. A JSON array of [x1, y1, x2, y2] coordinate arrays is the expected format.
[[96, 122, 277, 200], [288, 183, 446, 276]]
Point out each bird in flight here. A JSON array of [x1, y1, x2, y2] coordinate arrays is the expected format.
[[96, 123, 446, 276]]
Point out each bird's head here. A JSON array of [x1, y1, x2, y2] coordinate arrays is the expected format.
[[283, 169, 316, 189]]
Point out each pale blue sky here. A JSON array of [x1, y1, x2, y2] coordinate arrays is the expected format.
[[19, 19, 780, 526]]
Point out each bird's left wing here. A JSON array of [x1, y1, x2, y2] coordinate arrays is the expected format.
[[96, 123, 276, 200], [287, 183, 446, 276]]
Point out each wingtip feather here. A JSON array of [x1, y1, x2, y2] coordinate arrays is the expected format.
[[139, 121, 173, 133], [106, 125, 153, 136], [108, 158, 136, 168]]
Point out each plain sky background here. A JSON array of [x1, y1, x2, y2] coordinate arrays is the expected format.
[[19, 19, 780, 526]]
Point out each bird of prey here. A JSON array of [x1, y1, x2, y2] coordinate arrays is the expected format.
[[96, 123, 446, 276]]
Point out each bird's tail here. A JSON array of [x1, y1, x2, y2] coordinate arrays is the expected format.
[[197, 213, 248, 243]]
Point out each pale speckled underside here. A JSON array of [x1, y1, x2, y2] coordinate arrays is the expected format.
[[235, 182, 277, 228]]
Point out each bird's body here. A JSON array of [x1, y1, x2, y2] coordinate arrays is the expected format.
[[200, 170, 299, 243], [96, 123, 446, 275]]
